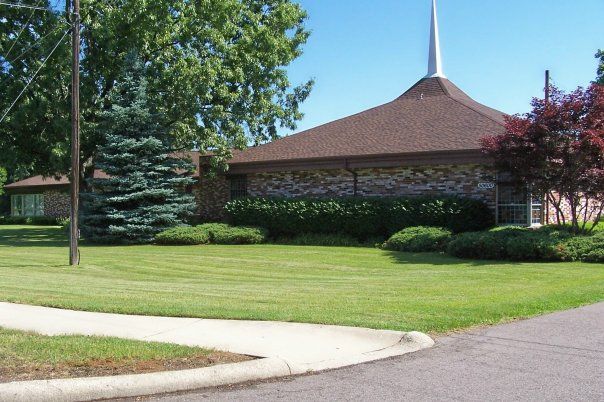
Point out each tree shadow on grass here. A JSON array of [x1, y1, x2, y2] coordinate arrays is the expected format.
[[382, 250, 519, 267], [0, 227, 109, 248]]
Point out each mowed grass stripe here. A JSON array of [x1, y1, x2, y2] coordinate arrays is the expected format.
[[0, 226, 602, 333]]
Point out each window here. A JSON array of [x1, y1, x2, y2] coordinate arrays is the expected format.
[[230, 175, 247, 199], [496, 175, 542, 226], [11, 194, 44, 217]]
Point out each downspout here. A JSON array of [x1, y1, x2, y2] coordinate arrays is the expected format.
[[344, 159, 358, 197]]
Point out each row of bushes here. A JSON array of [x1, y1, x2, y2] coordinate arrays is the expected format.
[[225, 196, 494, 239], [155, 223, 267, 245], [382, 225, 604, 263], [0, 216, 67, 226]]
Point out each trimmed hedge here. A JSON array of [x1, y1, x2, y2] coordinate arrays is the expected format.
[[225, 196, 494, 239], [383, 226, 452, 252], [155, 227, 210, 245], [0, 216, 65, 225], [278, 233, 362, 247], [446, 226, 604, 262], [156, 224, 267, 245], [198, 223, 267, 245]]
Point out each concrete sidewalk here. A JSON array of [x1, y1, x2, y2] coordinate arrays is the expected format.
[[151, 302, 604, 402], [0, 302, 432, 373]]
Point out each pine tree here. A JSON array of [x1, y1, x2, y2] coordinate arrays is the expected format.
[[81, 55, 196, 244]]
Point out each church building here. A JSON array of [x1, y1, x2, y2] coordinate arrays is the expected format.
[[5, 0, 543, 227]]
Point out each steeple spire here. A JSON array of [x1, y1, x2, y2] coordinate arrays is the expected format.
[[426, 0, 445, 78]]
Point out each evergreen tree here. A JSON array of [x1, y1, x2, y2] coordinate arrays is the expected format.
[[81, 55, 196, 244], [597, 50, 604, 85]]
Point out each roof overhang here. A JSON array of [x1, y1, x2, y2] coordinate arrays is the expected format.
[[202, 149, 492, 175]]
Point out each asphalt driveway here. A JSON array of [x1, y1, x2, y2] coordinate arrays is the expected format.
[[148, 302, 604, 401]]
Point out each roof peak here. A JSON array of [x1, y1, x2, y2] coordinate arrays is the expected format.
[[425, 0, 445, 78]]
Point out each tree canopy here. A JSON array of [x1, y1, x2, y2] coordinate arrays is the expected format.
[[1, 0, 313, 177], [482, 84, 604, 232]]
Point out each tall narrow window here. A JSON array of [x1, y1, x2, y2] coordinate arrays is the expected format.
[[230, 175, 248, 199]]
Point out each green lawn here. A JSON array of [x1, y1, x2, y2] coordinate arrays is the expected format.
[[1, 225, 603, 334], [0, 327, 245, 382]]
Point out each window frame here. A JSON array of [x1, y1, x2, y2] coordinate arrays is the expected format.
[[11, 194, 45, 217], [496, 174, 542, 227], [229, 175, 248, 200]]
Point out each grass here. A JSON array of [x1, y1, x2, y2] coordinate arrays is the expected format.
[[0, 327, 247, 382], [1, 226, 603, 334]]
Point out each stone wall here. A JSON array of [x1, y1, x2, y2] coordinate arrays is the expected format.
[[43, 190, 70, 218], [198, 164, 498, 220]]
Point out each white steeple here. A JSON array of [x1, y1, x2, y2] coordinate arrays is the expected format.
[[426, 0, 445, 78]]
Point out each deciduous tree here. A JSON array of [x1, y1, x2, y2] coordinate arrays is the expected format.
[[1, 0, 313, 176], [481, 84, 604, 233]]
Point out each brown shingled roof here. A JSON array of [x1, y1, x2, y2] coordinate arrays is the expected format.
[[5, 152, 199, 190], [229, 77, 507, 166]]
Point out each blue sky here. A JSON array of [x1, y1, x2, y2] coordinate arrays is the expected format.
[[284, 0, 604, 134]]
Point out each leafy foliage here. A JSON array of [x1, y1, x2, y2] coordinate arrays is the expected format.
[[0, 216, 63, 225], [277, 233, 362, 247], [1, 0, 313, 176], [383, 226, 452, 252], [155, 226, 210, 245], [80, 56, 196, 244], [225, 196, 494, 239], [482, 84, 604, 233], [0, 167, 6, 196], [446, 226, 604, 262], [197, 223, 267, 244]]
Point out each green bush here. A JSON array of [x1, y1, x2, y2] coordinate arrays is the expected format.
[[278, 233, 361, 247], [198, 223, 267, 245], [155, 226, 210, 245], [225, 196, 494, 239], [383, 226, 452, 252], [447, 226, 601, 262], [0, 216, 63, 225], [559, 232, 604, 262]]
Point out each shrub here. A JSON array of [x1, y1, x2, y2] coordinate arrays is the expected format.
[[155, 227, 210, 245], [447, 226, 602, 262], [0, 216, 63, 225], [198, 223, 267, 245], [446, 231, 508, 260], [383, 226, 452, 252], [559, 232, 604, 262], [279, 233, 361, 247], [225, 196, 494, 239]]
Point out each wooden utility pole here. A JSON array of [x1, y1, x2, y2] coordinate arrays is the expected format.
[[545, 69, 550, 104], [69, 0, 80, 265]]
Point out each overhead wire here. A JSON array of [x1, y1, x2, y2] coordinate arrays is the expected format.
[[0, 27, 70, 124]]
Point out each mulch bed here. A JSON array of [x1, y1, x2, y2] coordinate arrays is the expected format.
[[0, 352, 254, 383]]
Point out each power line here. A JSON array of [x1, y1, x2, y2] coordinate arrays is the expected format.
[[4, 0, 45, 59], [6, 21, 70, 65], [0, 1, 49, 11], [0, 28, 70, 124]]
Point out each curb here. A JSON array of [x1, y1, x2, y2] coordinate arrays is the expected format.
[[0, 332, 434, 402], [0, 358, 291, 402]]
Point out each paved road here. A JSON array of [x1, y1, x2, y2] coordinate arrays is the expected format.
[[147, 303, 604, 402]]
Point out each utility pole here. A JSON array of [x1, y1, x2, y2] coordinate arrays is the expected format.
[[69, 0, 80, 266], [545, 69, 550, 104]]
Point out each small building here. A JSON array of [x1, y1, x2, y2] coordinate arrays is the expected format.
[[4, 1, 543, 227]]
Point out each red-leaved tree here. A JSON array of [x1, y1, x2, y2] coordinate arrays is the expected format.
[[481, 83, 604, 232]]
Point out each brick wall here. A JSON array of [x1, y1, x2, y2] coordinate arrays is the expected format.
[[197, 164, 497, 220], [43, 190, 70, 218], [194, 175, 230, 220]]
